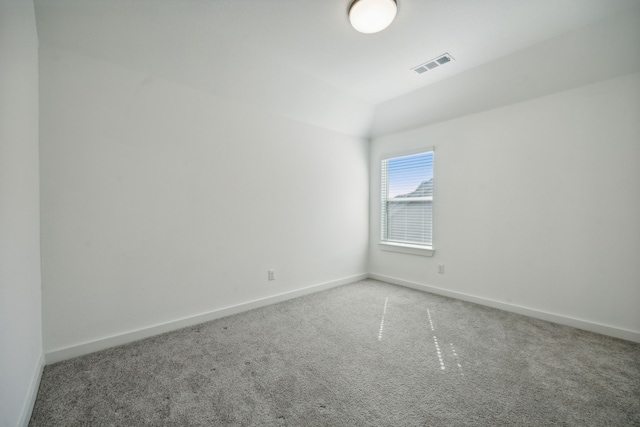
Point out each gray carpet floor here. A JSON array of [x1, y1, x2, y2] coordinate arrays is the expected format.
[[30, 279, 640, 426]]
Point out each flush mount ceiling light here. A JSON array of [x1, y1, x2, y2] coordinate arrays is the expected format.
[[349, 0, 397, 34]]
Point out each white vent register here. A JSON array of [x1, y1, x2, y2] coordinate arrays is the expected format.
[[411, 53, 454, 75]]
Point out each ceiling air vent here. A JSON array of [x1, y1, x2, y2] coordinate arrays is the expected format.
[[411, 53, 454, 75]]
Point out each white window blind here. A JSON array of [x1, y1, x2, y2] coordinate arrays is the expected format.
[[381, 150, 434, 247]]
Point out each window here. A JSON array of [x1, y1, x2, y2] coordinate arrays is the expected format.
[[380, 149, 434, 256]]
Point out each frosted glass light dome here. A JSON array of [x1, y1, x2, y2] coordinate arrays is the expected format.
[[349, 0, 397, 34]]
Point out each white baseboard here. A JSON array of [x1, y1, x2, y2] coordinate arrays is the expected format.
[[368, 273, 640, 343], [44, 271, 638, 365], [45, 273, 368, 364], [19, 352, 45, 427]]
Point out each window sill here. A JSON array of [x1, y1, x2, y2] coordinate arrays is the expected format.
[[379, 242, 435, 257]]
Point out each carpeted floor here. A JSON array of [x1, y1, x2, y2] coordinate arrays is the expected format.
[[30, 279, 640, 426]]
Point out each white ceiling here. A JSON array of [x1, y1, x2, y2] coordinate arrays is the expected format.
[[235, 0, 640, 103], [34, 0, 640, 137], [372, 9, 640, 136]]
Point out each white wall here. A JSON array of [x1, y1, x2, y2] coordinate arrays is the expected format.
[[0, 0, 44, 425], [39, 45, 369, 358], [370, 73, 640, 341]]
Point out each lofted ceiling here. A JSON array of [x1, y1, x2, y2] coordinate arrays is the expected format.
[[34, 0, 640, 137]]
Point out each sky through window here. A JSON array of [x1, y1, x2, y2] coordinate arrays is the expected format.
[[387, 152, 433, 198]]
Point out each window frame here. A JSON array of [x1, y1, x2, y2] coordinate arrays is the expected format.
[[379, 147, 435, 257]]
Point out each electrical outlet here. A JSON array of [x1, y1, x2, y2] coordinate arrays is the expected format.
[[268, 269, 275, 281], [438, 264, 445, 274]]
